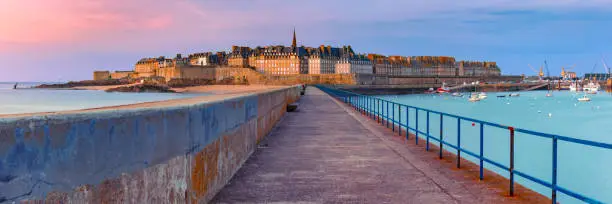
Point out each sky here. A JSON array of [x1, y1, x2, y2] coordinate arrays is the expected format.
[[1, 0, 612, 82]]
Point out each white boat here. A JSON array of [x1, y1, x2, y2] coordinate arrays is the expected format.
[[569, 82, 582, 92], [578, 95, 591, 102], [468, 94, 481, 102], [509, 93, 520, 97], [583, 82, 600, 92], [451, 92, 463, 97], [478, 92, 487, 99], [546, 93, 553, 97]]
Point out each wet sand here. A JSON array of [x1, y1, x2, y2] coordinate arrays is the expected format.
[[72, 83, 139, 91]]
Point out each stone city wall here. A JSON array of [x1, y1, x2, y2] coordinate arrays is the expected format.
[[213, 67, 357, 85], [0, 86, 301, 203]]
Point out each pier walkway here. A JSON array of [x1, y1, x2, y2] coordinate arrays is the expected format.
[[212, 87, 548, 203]]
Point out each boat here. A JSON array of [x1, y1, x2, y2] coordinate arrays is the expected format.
[[546, 93, 553, 97], [583, 81, 600, 92], [451, 92, 463, 97], [569, 82, 582, 92], [478, 92, 487, 99], [578, 94, 591, 102], [509, 93, 520, 97], [468, 93, 481, 102], [497, 95, 506, 98], [424, 88, 435, 94], [436, 82, 450, 93]]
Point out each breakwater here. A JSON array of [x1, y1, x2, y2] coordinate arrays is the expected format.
[[335, 83, 548, 95], [0, 86, 301, 203]]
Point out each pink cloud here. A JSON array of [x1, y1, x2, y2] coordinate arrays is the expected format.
[[1, 0, 610, 54]]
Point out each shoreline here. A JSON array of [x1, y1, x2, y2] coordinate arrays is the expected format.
[[0, 85, 289, 119]]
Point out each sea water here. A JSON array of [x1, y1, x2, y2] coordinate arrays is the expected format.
[[375, 90, 612, 203], [0, 82, 204, 115]]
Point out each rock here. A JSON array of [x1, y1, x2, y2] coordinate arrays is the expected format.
[[105, 84, 175, 93], [35, 79, 130, 88]]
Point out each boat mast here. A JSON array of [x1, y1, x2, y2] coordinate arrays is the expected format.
[[545, 60, 551, 92]]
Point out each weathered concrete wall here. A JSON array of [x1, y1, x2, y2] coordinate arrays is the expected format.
[[0, 86, 301, 203]]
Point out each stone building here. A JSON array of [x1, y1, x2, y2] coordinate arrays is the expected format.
[[308, 46, 340, 74], [134, 57, 162, 77], [409, 56, 457, 76], [93, 71, 110, 80], [335, 54, 373, 74], [249, 46, 307, 75], [369, 54, 403, 76], [189, 52, 218, 66], [228, 46, 251, 67]]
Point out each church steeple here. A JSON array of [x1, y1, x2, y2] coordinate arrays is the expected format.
[[292, 28, 297, 48]]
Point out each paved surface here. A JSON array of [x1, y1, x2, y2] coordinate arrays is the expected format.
[[212, 87, 548, 204]]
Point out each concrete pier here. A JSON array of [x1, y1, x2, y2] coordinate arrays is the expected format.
[[212, 87, 549, 203]]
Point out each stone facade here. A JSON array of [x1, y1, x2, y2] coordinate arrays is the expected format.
[[110, 71, 134, 79], [335, 56, 373, 74], [93, 71, 111, 80], [459, 61, 500, 76]]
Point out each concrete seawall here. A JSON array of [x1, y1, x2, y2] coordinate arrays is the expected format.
[[0, 86, 301, 203]]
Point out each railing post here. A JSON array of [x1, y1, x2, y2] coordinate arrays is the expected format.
[[359, 96, 362, 113], [509, 126, 515, 197], [371, 97, 375, 119], [426, 111, 430, 151], [370, 97, 373, 118], [552, 136, 558, 204], [392, 103, 395, 132], [479, 122, 484, 180], [439, 114, 444, 159], [367, 97, 370, 118], [457, 118, 461, 168], [347, 95, 351, 106], [373, 98, 376, 120], [386, 101, 389, 128], [405, 106, 409, 140], [416, 109, 419, 145], [375, 98, 378, 122], [378, 99, 381, 123], [398, 105, 402, 136]]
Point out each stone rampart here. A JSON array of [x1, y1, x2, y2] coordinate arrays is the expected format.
[[0, 86, 301, 203]]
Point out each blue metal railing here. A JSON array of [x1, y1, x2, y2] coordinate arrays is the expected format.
[[316, 85, 610, 204]]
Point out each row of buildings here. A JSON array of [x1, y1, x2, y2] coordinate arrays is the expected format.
[[94, 30, 501, 81]]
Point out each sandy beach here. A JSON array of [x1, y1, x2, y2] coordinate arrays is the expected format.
[[73, 84, 287, 95]]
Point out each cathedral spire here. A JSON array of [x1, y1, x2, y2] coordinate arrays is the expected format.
[[292, 27, 297, 48]]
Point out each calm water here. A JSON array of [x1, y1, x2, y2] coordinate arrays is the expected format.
[[373, 90, 612, 203], [0, 82, 204, 115]]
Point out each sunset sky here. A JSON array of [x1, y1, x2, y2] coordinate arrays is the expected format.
[[1, 0, 612, 82]]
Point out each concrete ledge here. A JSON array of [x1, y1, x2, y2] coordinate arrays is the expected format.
[[0, 85, 301, 203]]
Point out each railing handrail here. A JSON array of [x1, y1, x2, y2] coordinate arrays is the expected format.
[[315, 85, 608, 204]]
